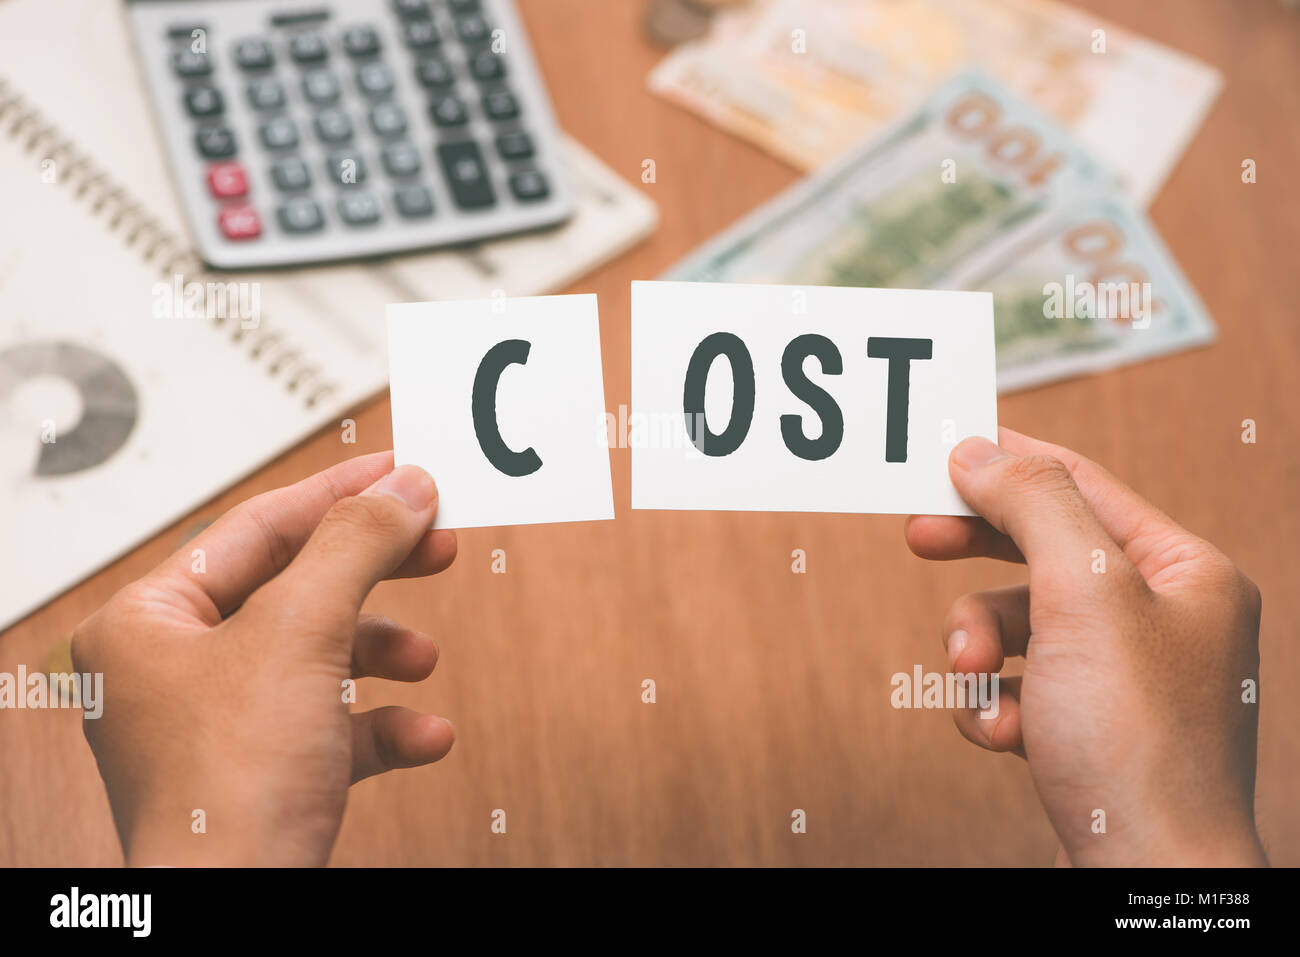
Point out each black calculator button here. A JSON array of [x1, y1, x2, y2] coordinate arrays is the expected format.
[[327, 150, 369, 184], [260, 116, 300, 150], [356, 62, 396, 97], [455, 14, 491, 44], [393, 0, 432, 17], [509, 169, 549, 202], [233, 38, 274, 70], [482, 89, 519, 121], [337, 191, 382, 225], [430, 95, 469, 127], [172, 49, 213, 78], [314, 110, 355, 143], [469, 50, 505, 82], [369, 103, 408, 137], [195, 126, 237, 158], [415, 56, 454, 88], [185, 86, 225, 117], [495, 130, 534, 161], [342, 26, 381, 57], [302, 69, 341, 105], [437, 141, 495, 209], [278, 197, 325, 233], [271, 157, 312, 191], [289, 32, 329, 63], [382, 142, 422, 177], [394, 184, 435, 219], [247, 77, 286, 110], [403, 20, 441, 49], [449, 0, 481, 12]]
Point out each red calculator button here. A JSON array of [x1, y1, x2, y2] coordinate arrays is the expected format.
[[207, 162, 249, 199], [218, 205, 261, 240]]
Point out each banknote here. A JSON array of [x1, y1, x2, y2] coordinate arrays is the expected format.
[[663, 73, 1216, 393], [648, 0, 1221, 206], [946, 196, 1216, 392]]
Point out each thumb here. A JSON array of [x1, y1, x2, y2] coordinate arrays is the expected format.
[[257, 465, 441, 633], [948, 437, 1144, 597]]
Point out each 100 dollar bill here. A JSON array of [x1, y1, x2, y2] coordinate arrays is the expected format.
[[664, 73, 1215, 393]]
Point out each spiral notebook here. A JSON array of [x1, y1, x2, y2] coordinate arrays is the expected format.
[[0, 0, 657, 631]]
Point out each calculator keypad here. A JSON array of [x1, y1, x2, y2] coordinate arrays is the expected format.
[[131, 0, 572, 270]]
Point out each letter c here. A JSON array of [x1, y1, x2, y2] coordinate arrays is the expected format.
[[472, 338, 542, 477]]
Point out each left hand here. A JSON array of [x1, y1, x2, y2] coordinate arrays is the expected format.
[[72, 453, 458, 866]]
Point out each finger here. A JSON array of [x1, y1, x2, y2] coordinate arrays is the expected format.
[[352, 615, 439, 681], [153, 452, 398, 622], [350, 706, 455, 783], [254, 466, 442, 640], [996, 427, 1203, 581], [903, 514, 1025, 564], [948, 437, 1148, 599], [952, 675, 1023, 755], [389, 528, 458, 580], [942, 585, 1032, 674]]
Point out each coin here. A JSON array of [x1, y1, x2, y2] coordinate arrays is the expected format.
[[644, 0, 714, 48]]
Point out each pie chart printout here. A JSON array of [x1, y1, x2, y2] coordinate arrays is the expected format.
[[0, 341, 139, 476]]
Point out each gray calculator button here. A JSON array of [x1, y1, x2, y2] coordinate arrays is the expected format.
[[495, 130, 533, 160], [449, 0, 481, 11], [469, 49, 505, 82], [290, 32, 329, 63], [404, 20, 440, 49], [338, 191, 383, 225], [342, 26, 381, 57], [482, 89, 519, 121], [381, 142, 422, 176], [277, 197, 325, 233], [271, 157, 312, 191], [260, 116, 300, 149], [172, 49, 212, 77], [429, 95, 468, 127], [393, 0, 432, 17], [369, 103, 408, 137], [302, 69, 341, 105], [394, 184, 434, 218], [185, 86, 224, 117], [247, 77, 286, 110], [327, 150, 368, 184], [233, 38, 274, 70], [509, 169, 549, 202], [455, 14, 490, 44], [356, 61, 395, 97], [415, 55, 454, 88], [314, 109, 354, 143], [437, 141, 495, 209], [195, 126, 237, 158]]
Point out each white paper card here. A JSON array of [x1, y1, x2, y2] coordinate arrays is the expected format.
[[631, 281, 998, 516], [388, 295, 614, 529]]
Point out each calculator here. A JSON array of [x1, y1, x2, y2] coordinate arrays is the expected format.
[[126, 0, 574, 270]]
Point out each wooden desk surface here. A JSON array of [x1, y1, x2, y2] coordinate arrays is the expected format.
[[2, 0, 1298, 867]]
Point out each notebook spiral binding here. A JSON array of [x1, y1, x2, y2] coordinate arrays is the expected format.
[[0, 77, 337, 410]]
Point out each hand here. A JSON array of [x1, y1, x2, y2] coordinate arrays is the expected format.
[[906, 428, 1267, 867], [72, 453, 458, 866]]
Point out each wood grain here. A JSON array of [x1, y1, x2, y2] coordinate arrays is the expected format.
[[1, 0, 1297, 866]]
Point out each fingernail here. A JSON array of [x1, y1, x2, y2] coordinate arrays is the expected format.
[[977, 708, 1001, 746], [946, 629, 968, 667], [951, 436, 1008, 472], [364, 465, 436, 510]]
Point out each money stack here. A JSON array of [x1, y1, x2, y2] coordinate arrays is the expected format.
[[653, 0, 1222, 392]]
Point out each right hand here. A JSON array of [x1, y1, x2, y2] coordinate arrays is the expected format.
[[906, 427, 1267, 866]]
